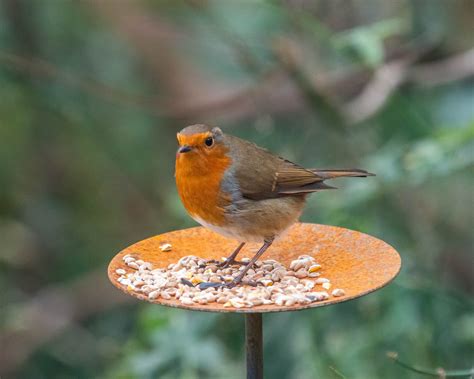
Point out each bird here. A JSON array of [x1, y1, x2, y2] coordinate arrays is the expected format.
[[175, 124, 374, 288]]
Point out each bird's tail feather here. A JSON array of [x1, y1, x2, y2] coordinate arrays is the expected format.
[[311, 169, 375, 180]]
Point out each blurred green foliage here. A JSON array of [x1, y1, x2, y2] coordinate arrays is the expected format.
[[0, 0, 473, 378]]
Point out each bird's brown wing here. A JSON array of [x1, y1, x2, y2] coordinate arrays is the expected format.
[[226, 136, 329, 200], [275, 161, 336, 194]]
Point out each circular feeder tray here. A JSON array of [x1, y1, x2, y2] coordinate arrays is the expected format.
[[108, 223, 401, 379], [108, 223, 401, 313]]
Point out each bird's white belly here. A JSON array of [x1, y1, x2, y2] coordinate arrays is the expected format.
[[192, 215, 264, 243]]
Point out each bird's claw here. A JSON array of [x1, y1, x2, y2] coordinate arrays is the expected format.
[[217, 259, 246, 269], [198, 278, 257, 290], [198, 282, 224, 290], [198, 259, 247, 269]]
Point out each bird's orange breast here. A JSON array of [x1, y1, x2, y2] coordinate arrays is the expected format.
[[175, 147, 232, 226]]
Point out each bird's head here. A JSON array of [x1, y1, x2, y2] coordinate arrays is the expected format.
[[176, 124, 227, 163]]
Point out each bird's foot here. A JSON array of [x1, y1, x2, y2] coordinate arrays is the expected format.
[[217, 259, 247, 269], [224, 278, 259, 289], [198, 259, 220, 269], [199, 258, 246, 269], [223, 279, 240, 289], [198, 282, 225, 290], [198, 278, 258, 290]]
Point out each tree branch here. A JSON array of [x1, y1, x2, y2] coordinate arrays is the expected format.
[[409, 49, 474, 87], [387, 352, 474, 378]]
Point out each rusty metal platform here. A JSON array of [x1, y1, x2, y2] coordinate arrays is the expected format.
[[108, 223, 401, 313]]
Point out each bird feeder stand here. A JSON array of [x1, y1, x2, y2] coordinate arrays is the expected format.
[[108, 223, 401, 379], [246, 313, 263, 379]]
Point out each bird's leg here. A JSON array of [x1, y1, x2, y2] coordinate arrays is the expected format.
[[218, 242, 246, 268], [226, 238, 274, 289], [203, 242, 246, 268], [198, 240, 273, 290]]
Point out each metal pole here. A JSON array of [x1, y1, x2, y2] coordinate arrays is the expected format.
[[245, 313, 263, 379]]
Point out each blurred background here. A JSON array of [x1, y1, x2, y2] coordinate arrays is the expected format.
[[0, 0, 473, 378]]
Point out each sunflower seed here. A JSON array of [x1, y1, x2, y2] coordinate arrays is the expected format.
[[332, 289, 346, 297], [315, 278, 330, 284], [230, 298, 246, 308], [148, 290, 160, 300], [180, 297, 194, 305], [295, 269, 308, 279], [161, 291, 172, 300], [127, 261, 139, 270]]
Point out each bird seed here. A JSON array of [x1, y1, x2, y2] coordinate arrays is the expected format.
[[159, 243, 173, 252], [115, 253, 345, 309]]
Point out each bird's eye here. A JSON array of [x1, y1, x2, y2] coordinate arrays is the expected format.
[[205, 137, 214, 147]]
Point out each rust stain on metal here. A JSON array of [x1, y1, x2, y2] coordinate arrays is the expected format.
[[108, 223, 401, 313]]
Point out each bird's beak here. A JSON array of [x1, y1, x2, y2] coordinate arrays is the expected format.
[[178, 145, 192, 153]]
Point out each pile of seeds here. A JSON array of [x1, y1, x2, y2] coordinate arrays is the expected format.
[[116, 254, 346, 309]]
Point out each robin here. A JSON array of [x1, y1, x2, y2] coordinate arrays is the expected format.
[[175, 124, 374, 288]]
